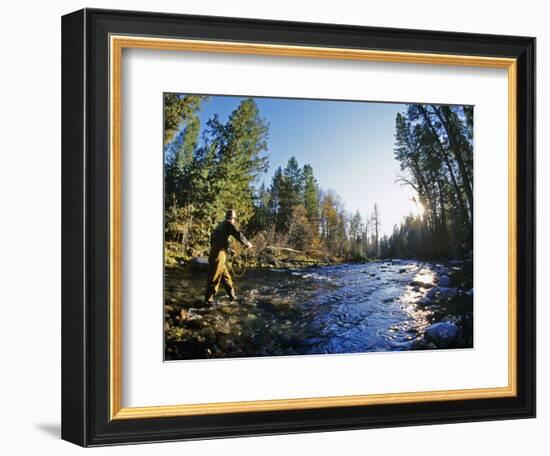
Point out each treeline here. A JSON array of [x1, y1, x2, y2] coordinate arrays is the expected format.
[[164, 95, 473, 264], [247, 157, 384, 260], [164, 95, 384, 262], [386, 104, 474, 259]]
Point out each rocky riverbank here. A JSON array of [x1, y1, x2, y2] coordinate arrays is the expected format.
[[408, 259, 473, 350]]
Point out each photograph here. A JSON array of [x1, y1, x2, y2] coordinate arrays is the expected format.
[[163, 93, 474, 361]]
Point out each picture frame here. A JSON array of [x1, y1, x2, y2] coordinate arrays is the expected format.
[[61, 8, 536, 447]]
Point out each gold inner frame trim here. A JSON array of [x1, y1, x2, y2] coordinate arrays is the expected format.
[[109, 35, 518, 421]]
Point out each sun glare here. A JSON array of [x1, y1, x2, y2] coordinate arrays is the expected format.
[[409, 196, 425, 218]]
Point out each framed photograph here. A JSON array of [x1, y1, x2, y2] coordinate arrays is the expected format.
[[61, 8, 536, 447]]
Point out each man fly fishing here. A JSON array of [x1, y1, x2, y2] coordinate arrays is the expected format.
[[204, 209, 253, 305]]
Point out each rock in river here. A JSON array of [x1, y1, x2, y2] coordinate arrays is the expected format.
[[190, 256, 209, 271], [438, 287, 458, 300], [438, 275, 451, 287], [424, 322, 459, 348], [426, 287, 438, 300]]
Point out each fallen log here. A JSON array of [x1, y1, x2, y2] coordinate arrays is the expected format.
[[264, 245, 302, 254]]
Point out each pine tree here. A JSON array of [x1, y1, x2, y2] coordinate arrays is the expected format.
[[163, 94, 206, 145], [248, 182, 272, 234], [349, 210, 364, 259], [202, 98, 270, 225], [280, 157, 303, 231], [269, 166, 285, 232], [302, 164, 320, 225]]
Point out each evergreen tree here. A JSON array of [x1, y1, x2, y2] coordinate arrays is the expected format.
[[248, 182, 272, 234], [279, 157, 304, 231], [302, 164, 320, 225], [163, 94, 206, 145], [175, 115, 200, 170], [349, 210, 364, 259], [201, 98, 270, 225], [269, 166, 286, 232]]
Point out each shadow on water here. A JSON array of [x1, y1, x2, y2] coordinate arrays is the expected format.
[[164, 259, 473, 360]]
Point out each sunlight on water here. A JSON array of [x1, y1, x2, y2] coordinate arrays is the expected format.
[[413, 268, 436, 285], [291, 271, 332, 281], [396, 267, 437, 334]]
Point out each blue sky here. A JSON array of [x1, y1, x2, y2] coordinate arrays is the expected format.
[[194, 94, 419, 236]]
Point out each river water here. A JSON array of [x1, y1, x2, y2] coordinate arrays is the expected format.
[[164, 259, 473, 360]]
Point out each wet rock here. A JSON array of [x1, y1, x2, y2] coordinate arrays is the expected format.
[[221, 305, 238, 315], [438, 287, 458, 300], [214, 321, 232, 335], [438, 275, 451, 287], [180, 310, 205, 329], [409, 280, 434, 289], [200, 326, 216, 340], [399, 268, 407, 273], [426, 287, 438, 300], [417, 297, 433, 307], [190, 256, 209, 272], [164, 305, 182, 320], [270, 297, 292, 309], [424, 322, 459, 348]]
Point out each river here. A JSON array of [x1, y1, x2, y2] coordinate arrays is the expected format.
[[164, 259, 473, 360]]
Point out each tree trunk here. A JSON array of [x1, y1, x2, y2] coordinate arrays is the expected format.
[[432, 105, 474, 220], [418, 105, 471, 229], [436, 179, 449, 255]]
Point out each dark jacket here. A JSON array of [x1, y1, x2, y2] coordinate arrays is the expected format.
[[209, 220, 249, 252]]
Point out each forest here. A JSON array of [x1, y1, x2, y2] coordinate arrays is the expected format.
[[163, 94, 474, 265]]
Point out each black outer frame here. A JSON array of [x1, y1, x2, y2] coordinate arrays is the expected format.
[[61, 8, 536, 447]]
